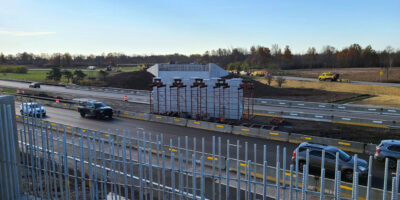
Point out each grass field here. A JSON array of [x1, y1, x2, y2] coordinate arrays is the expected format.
[[0, 69, 99, 83], [255, 77, 400, 107], [284, 67, 400, 83]]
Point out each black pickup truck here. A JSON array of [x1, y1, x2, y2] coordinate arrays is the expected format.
[[77, 99, 113, 119]]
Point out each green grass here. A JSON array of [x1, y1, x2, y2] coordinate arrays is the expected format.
[[0, 88, 16, 94], [0, 69, 99, 83], [0, 65, 28, 73]]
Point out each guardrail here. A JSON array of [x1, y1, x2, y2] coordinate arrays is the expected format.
[[15, 95, 379, 155]]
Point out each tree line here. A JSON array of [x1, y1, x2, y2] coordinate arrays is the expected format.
[[0, 44, 399, 70]]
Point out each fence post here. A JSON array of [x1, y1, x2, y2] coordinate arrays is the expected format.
[[0, 95, 21, 199]]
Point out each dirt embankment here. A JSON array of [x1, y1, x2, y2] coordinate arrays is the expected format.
[[105, 71, 154, 90]]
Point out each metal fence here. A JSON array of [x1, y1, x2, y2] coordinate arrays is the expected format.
[[1, 95, 400, 199]]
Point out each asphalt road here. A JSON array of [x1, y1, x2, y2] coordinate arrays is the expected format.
[[0, 80, 149, 103], [277, 76, 400, 88], [3, 79, 400, 123], [14, 103, 393, 189], [253, 105, 400, 121]]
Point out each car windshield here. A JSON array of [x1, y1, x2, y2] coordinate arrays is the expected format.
[[338, 149, 352, 162], [94, 103, 106, 108], [28, 104, 41, 108]]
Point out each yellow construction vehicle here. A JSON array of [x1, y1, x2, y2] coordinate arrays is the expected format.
[[251, 70, 266, 76], [318, 72, 339, 81]]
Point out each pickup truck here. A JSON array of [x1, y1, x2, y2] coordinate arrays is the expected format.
[[77, 99, 113, 119], [318, 72, 339, 81]]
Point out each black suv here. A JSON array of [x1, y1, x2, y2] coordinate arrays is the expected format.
[[29, 82, 41, 88], [77, 99, 113, 119]]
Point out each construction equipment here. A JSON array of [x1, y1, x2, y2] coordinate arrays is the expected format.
[[318, 72, 339, 81], [251, 70, 266, 76]]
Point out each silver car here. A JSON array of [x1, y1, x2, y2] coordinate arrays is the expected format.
[[292, 142, 368, 181], [374, 140, 400, 168], [20, 103, 46, 117]]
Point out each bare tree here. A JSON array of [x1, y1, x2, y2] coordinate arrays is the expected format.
[[382, 46, 394, 80], [276, 76, 286, 87], [271, 44, 281, 56], [264, 72, 272, 86]]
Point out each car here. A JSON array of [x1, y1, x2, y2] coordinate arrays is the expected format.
[[374, 140, 400, 168], [292, 142, 368, 181], [20, 103, 46, 117], [77, 99, 113, 119], [29, 82, 41, 88]]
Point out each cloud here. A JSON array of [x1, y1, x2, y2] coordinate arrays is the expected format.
[[0, 30, 56, 36]]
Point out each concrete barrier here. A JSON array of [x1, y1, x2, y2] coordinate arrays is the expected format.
[[169, 117, 188, 126], [289, 133, 365, 154], [325, 138, 365, 154], [187, 120, 211, 130], [232, 125, 260, 136], [258, 129, 289, 142], [206, 122, 233, 133], [364, 144, 377, 155], [149, 114, 169, 123]]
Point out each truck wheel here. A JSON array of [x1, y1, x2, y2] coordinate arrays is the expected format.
[[108, 114, 113, 119], [343, 169, 353, 182], [80, 112, 85, 117]]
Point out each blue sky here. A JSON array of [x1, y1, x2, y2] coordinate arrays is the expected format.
[[0, 0, 399, 55]]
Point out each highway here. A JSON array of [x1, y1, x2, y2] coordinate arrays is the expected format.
[[0, 80, 149, 103], [253, 105, 400, 121], [2, 79, 400, 123], [14, 103, 392, 189]]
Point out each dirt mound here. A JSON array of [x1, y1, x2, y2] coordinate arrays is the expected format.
[[105, 71, 154, 90], [223, 74, 359, 102]]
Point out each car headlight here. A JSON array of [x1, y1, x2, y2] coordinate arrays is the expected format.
[[358, 166, 367, 172]]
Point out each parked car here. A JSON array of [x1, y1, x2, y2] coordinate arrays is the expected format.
[[20, 103, 46, 117], [374, 140, 400, 168], [77, 99, 113, 119], [292, 142, 368, 181], [29, 82, 41, 88]]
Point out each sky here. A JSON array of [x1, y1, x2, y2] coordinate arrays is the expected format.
[[0, 0, 399, 55]]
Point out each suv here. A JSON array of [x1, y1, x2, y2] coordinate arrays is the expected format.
[[375, 140, 400, 168], [29, 82, 41, 88], [292, 142, 368, 181], [20, 103, 46, 117], [77, 99, 113, 119]]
